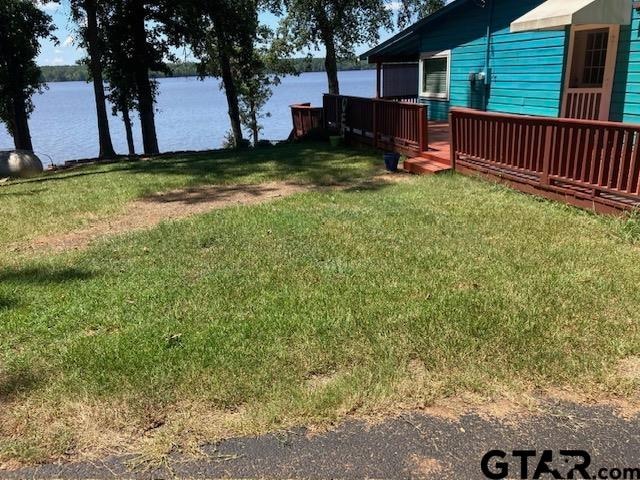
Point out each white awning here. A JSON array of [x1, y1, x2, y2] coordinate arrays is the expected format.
[[510, 0, 631, 33]]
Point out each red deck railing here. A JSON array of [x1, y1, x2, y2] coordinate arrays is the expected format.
[[290, 103, 324, 139], [450, 107, 640, 213], [323, 94, 428, 157]]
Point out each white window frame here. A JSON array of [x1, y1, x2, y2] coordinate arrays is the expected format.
[[419, 50, 451, 101]]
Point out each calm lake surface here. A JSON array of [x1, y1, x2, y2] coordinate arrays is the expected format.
[[0, 70, 375, 166]]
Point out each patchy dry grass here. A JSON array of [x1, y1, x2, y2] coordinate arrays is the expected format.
[[0, 142, 380, 254], [1, 145, 640, 466]]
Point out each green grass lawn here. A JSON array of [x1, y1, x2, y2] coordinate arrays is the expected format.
[[1, 142, 640, 464]]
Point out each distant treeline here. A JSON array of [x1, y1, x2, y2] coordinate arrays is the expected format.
[[40, 58, 374, 83]]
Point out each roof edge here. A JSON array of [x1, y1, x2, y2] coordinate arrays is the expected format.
[[359, 0, 469, 63]]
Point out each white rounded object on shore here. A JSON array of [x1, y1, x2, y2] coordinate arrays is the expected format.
[[0, 150, 44, 178]]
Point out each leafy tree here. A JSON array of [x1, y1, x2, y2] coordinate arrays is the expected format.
[[396, 0, 445, 26], [237, 27, 296, 145], [238, 74, 274, 146], [39, 64, 89, 82], [111, 89, 137, 156], [275, 0, 446, 95], [127, 0, 166, 155], [102, 10, 139, 156], [174, 0, 259, 147], [0, 0, 56, 151], [70, 0, 117, 158], [276, 0, 393, 95], [99, 0, 175, 155]]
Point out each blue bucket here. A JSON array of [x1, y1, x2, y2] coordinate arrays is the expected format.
[[383, 152, 400, 172]]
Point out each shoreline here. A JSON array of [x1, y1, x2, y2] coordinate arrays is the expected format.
[[38, 67, 376, 85]]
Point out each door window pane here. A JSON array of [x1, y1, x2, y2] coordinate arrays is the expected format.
[[569, 28, 609, 88]]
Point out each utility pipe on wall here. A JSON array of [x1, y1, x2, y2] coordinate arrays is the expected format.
[[483, 0, 494, 110]]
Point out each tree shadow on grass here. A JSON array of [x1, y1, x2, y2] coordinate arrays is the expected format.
[[0, 187, 48, 197], [2, 161, 143, 186], [123, 143, 380, 186], [147, 182, 285, 203], [341, 176, 411, 194], [138, 172, 401, 207], [0, 266, 95, 285], [4, 142, 381, 189], [0, 296, 17, 310], [0, 364, 41, 402]]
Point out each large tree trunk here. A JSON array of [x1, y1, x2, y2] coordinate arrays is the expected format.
[[11, 94, 33, 151], [220, 58, 244, 147], [250, 100, 259, 146], [130, 0, 159, 155], [323, 42, 340, 95], [317, 10, 340, 95], [212, 16, 244, 147], [122, 107, 135, 155], [251, 117, 259, 146], [84, 0, 116, 159]]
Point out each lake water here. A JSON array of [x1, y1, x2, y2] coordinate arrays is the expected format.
[[0, 70, 375, 166]]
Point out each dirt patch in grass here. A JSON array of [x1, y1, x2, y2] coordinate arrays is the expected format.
[[617, 356, 640, 382], [15, 182, 308, 253], [10, 174, 412, 254], [305, 371, 340, 391]]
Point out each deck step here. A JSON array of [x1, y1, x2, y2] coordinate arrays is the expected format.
[[404, 155, 452, 176], [421, 150, 451, 163]]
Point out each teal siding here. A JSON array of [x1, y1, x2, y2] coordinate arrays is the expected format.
[[486, 0, 566, 117], [611, 2, 640, 124], [418, 98, 450, 121], [416, 0, 567, 120], [416, 0, 489, 120]]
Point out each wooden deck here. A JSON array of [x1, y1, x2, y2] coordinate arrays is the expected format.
[[322, 94, 430, 158], [290, 98, 640, 212], [449, 108, 640, 214], [299, 96, 452, 175], [403, 122, 452, 175]]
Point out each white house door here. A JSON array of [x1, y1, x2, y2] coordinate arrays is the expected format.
[[562, 25, 620, 121]]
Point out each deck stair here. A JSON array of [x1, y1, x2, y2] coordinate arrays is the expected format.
[[402, 121, 453, 175], [404, 150, 452, 175]]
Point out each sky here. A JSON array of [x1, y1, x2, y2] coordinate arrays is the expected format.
[[36, 2, 401, 67]]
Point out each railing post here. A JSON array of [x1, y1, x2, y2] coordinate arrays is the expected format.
[[322, 95, 327, 130], [449, 110, 456, 170], [372, 99, 378, 149], [419, 105, 428, 154], [541, 124, 553, 185]]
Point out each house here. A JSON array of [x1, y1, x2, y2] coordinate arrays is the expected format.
[[361, 0, 637, 124], [289, 0, 640, 213]]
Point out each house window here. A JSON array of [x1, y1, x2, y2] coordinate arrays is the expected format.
[[420, 51, 450, 100]]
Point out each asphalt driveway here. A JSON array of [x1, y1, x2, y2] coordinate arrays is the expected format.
[[3, 400, 639, 479]]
